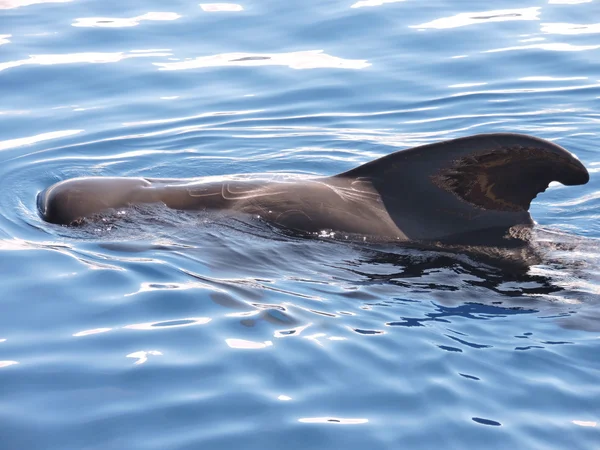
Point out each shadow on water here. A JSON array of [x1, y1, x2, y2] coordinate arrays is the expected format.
[[348, 241, 554, 295], [343, 229, 600, 330], [54, 206, 600, 331], [386, 302, 537, 328]]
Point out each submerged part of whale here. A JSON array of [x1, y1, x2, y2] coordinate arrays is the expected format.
[[37, 133, 589, 244]]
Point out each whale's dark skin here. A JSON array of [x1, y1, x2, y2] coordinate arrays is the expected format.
[[37, 133, 589, 244]]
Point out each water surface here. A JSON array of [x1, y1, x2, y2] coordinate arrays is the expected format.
[[1, 0, 599, 448]]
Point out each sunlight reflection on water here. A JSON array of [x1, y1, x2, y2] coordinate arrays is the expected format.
[[0, 0, 599, 449]]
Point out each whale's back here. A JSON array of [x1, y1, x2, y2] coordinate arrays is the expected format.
[[37, 133, 589, 244]]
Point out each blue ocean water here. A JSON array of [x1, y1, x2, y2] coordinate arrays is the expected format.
[[1, 0, 599, 448]]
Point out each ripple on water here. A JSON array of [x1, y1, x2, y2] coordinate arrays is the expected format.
[[0, 0, 599, 449]]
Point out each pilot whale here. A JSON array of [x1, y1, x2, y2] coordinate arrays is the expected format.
[[37, 133, 589, 244]]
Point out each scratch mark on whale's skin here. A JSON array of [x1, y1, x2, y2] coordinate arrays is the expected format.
[[37, 133, 589, 245], [275, 209, 313, 223], [220, 182, 288, 201]]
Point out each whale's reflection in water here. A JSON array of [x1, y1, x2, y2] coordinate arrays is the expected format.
[[387, 302, 536, 328], [76, 205, 600, 333]]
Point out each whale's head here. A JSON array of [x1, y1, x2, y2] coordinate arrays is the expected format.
[[38, 177, 152, 225]]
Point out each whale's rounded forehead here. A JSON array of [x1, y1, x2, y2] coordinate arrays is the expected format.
[[48, 176, 152, 191], [38, 177, 153, 225]]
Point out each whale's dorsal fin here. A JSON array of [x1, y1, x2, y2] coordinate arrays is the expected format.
[[335, 133, 589, 242]]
